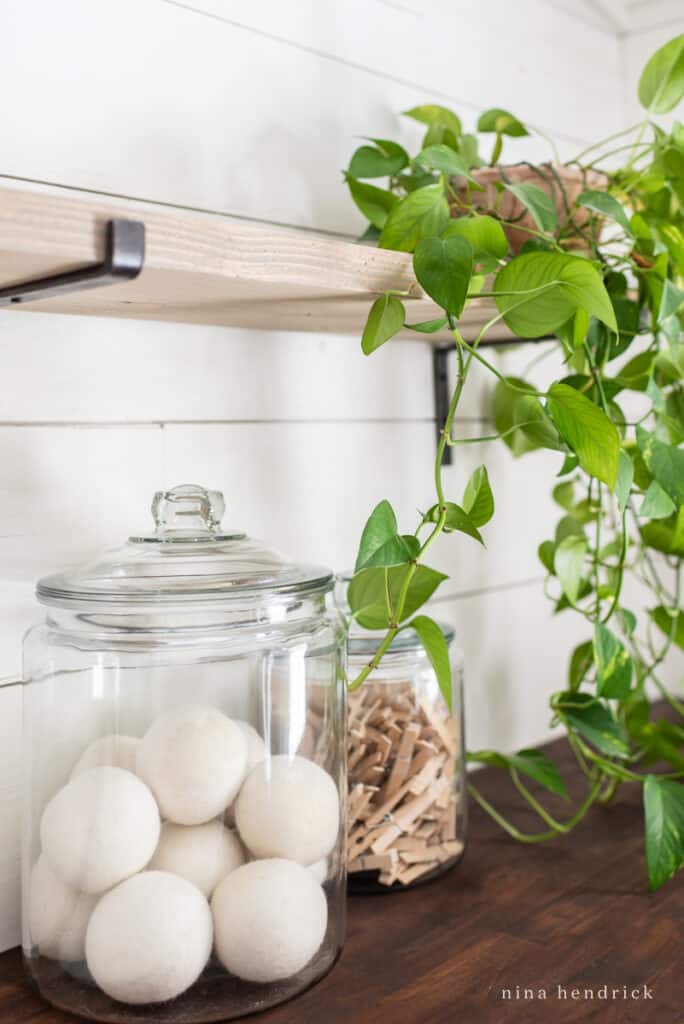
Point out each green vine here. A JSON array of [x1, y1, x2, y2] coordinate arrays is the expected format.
[[343, 34, 684, 892]]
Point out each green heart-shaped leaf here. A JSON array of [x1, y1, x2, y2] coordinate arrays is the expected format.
[[361, 294, 405, 355], [593, 622, 633, 699], [494, 252, 617, 338], [413, 235, 473, 316], [407, 615, 452, 712], [639, 34, 684, 114], [547, 383, 620, 489], [644, 775, 684, 891], [462, 466, 495, 527], [379, 184, 450, 253]]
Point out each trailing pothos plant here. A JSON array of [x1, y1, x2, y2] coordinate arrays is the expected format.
[[344, 34, 684, 891]]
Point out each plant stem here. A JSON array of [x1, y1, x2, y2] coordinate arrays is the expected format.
[[347, 319, 471, 690], [451, 334, 545, 394], [349, 261, 553, 693], [582, 141, 652, 171], [569, 121, 647, 164], [468, 772, 601, 842], [583, 339, 609, 412], [347, 625, 398, 692], [567, 732, 594, 779], [601, 507, 628, 625], [466, 783, 558, 843], [445, 419, 541, 446], [509, 768, 602, 833], [598, 776, 620, 805]]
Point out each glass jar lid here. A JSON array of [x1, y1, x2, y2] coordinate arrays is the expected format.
[[37, 485, 333, 608]]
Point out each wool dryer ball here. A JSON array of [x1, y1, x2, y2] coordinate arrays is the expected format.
[[307, 858, 328, 884], [225, 720, 266, 826], [70, 734, 140, 779], [86, 871, 212, 1005], [212, 859, 327, 983], [148, 820, 245, 897], [235, 754, 339, 864], [137, 705, 248, 825], [28, 855, 99, 961], [234, 720, 266, 770], [40, 766, 160, 894]]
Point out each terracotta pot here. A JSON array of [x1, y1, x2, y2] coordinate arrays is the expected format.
[[451, 163, 608, 255]]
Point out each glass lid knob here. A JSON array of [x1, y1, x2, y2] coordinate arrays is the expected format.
[[151, 484, 225, 540]]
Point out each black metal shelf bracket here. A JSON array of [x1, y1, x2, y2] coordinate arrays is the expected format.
[[0, 219, 145, 307], [433, 344, 454, 466]]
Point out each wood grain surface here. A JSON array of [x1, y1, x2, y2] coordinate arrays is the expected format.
[[1, 722, 681, 1024], [0, 182, 514, 343]]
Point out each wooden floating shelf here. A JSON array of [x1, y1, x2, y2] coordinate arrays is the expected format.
[[0, 182, 515, 343]]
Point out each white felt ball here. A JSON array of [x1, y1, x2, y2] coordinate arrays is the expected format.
[[234, 720, 266, 770], [137, 705, 247, 825], [148, 820, 245, 897], [212, 859, 327, 983], [235, 755, 339, 865], [28, 854, 99, 961], [86, 871, 212, 1005], [40, 766, 160, 894], [224, 721, 266, 826], [308, 858, 327, 884], [70, 734, 140, 779]]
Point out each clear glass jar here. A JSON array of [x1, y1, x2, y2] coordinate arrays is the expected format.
[[22, 485, 346, 1023], [346, 621, 466, 892]]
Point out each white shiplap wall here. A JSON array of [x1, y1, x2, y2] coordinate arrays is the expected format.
[[0, 0, 680, 950]]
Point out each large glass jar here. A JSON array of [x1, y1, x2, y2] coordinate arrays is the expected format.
[[22, 485, 346, 1023], [346, 621, 466, 892]]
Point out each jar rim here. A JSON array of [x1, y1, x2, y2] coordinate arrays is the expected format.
[[347, 618, 455, 655], [36, 568, 335, 610]]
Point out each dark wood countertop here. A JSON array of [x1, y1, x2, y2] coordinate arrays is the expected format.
[[2, 727, 682, 1024]]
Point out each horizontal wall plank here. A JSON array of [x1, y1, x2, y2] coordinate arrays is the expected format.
[[0, 312, 433, 424], [0, 310, 560, 425], [162, 0, 619, 142], [0, 425, 164, 683], [161, 419, 563, 587], [1, 0, 618, 237], [163, 420, 435, 572], [0, 426, 164, 579], [544, 0, 618, 32], [617, 3, 684, 33], [0, 415, 558, 573], [2, 414, 674, 693], [0, 333, 657, 692], [0, 343, 566, 683]]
